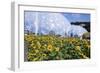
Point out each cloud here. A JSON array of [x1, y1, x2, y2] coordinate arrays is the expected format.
[[71, 14, 81, 18]]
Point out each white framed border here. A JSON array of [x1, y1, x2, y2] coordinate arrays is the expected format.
[[11, 1, 97, 71]]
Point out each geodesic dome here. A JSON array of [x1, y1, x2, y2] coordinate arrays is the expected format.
[[24, 12, 71, 36], [68, 25, 88, 37], [24, 12, 88, 37]]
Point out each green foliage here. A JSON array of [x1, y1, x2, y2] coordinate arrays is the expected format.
[[24, 34, 90, 61], [82, 32, 90, 40]]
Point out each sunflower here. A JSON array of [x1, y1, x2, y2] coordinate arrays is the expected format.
[[37, 41, 41, 48], [55, 47, 60, 51], [75, 46, 81, 51], [35, 50, 39, 53], [47, 44, 53, 51]]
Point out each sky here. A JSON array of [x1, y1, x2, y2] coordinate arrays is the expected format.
[[62, 12, 90, 22]]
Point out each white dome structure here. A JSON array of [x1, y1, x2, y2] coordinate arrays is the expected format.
[[68, 25, 88, 37], [24, 12, 71, 36], [38, 12, 71, 36], [24, 12, 88, 37]]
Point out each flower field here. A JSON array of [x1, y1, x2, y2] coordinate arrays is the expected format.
[[24, 34, 90, 61]]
